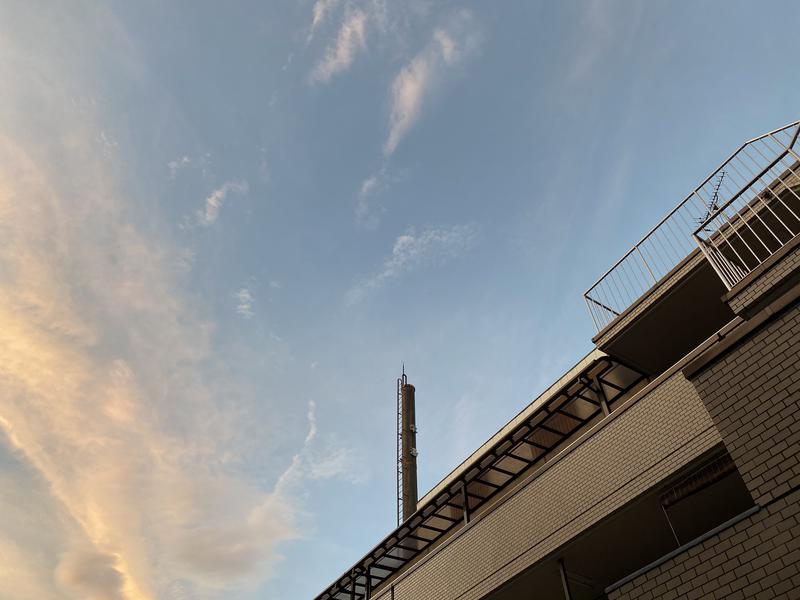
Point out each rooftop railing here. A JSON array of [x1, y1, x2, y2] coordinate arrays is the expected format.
[[585, 120, 800, 333]]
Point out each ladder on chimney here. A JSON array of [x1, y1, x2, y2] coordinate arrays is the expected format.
[[396, 373, 405, 526]]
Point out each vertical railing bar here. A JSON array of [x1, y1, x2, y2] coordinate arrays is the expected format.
[[735, 148, 795, 241], [697, 184, 762, 265], [697, 237, 734, 289], [644, 239, 670, 280], [617, 257, 641, 304], [756, 139, 800, 192], [585, 296, 600, 331], [726, 207, 763, 265], [610, 269, 630, 308], [710, 240, 740, 288], [681, 204, 694, 236], [605, 274, 626, 317], [675, 205, 701, 240], [644, 235, 670, 275], [768, 133, 800, 166], [759, 132, 783, 155], [623, 261, 648, 298], [716, 167, 777, 252], [701, 196, 753, 273], [632, 252, 650, 290], [751, 145, 800, 224], [757, 189, 795, 238], [649, 230, 674, 268], [709, 242, 738, 286], [597, 285, 616, 327], [661, 217, 688, 261], [599, 285, 617, 324], [637, 239, 660, 277], [634, 244, 657, 284], [619, 266, 637, 305]]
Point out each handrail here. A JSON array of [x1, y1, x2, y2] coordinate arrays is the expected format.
[[584, 120, 800, 332]]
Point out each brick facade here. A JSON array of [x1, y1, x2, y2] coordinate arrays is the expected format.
[[607, 487, 800, 600], [690, 299, 800, 505], [605, 290, 800, 599], [726, 239, 800, 316]]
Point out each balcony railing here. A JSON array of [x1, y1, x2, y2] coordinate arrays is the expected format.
[[584, 120, 800, 333]]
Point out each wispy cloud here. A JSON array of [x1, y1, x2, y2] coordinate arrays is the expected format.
[[0, 132, 295, 597], [354, 10, 479, 227], [307, 0, 341, 43], [235, 287, 255, 318], [276, 401, 365, 489], [384, 10, 479, 156], [0, 9, 342, 597], [167, 151, 212, 180], [346, 224, 478, 304], [167, 155, 191, 179], [310, 9, 367, 84], [197, 180, 248, 226], [355, 168, 387, 228]]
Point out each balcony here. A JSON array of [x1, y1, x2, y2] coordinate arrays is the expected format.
[[583, 121, 800, 376], [584, 120, 800, 333]]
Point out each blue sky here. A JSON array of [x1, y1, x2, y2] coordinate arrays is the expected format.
[[0, 1, 798, 598]]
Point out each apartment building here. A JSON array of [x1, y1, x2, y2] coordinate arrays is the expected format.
[[314, 120, 800, 600]]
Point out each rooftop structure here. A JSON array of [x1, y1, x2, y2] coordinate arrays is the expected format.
[[314, 120, 800, 600]]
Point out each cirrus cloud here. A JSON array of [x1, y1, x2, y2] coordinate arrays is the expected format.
[[346, 224, 479, 304], [384, 10, 480, 156], [310, 9, 368, 83], [0, 6, 348, 599]]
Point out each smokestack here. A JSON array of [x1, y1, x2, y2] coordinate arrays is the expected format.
[[397, 367, 418, 525]]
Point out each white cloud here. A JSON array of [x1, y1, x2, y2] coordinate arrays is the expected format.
[[276, 401, 365, 489], [354, 165, 407, 228], [168, 152, 213, 181], [346, 224, 478, 304], [167, 155, 191, 179], [307, 0, 341, 43], [310, 9, 367, 83], [384, 10, 479, 156], [197, 180, 248, 226], [355, 169, 386, 228], [235, 287, 255, 318]]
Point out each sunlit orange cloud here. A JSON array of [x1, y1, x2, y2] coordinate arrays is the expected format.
[[0, 12, 302, 599]]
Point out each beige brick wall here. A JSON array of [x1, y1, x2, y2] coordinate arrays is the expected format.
[[727, 240, 800, 315], [690, 299, 800, 505], [378, 373, 721, 600], [608, 487, 800, 600]]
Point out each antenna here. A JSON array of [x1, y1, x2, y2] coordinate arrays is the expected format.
[[696, 171, 726, 232]]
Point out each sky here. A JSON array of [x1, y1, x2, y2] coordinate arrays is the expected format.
[[0, 1, 798, 599]]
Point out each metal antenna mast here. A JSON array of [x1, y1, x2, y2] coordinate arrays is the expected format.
[[696, 171, 726, 232]]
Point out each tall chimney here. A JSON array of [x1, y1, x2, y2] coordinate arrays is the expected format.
[[397, 368, 418, 524]]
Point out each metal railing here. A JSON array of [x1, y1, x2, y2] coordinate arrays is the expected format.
[[693, 124, 800, 289], [584, 120, 800, 333]]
